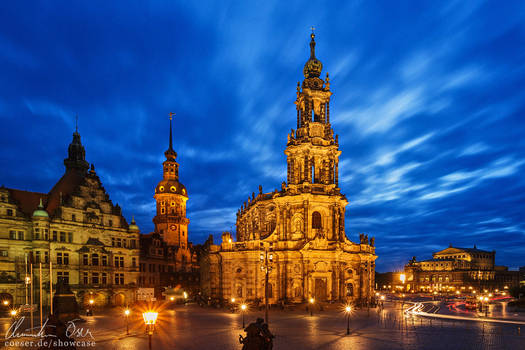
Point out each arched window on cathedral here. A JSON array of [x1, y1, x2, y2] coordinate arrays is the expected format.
[[312, 211, 322, 229], [346, 283, 354, 297]]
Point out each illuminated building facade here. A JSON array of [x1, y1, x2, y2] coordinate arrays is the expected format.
[[401, 245, 519, 292], [0, 129, 140, 307], [139, 117, 199, 295], [200, 33, 377, 304]]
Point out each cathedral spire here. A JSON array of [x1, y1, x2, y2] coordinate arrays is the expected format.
[[164, 113, 177, 161]]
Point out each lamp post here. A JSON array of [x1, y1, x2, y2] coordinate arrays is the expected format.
[[259, 242, 273, 324], [124, 308, 130, 335], [345, 306, 351, 335], [309, 298, 315, 316], [484, 297, 489, 317], [143, 311, 158, 350], [241, 304, 247, 328], [87, 299, 94, 316]]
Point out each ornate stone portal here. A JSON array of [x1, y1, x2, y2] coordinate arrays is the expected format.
[[200, 33, 377, 304]]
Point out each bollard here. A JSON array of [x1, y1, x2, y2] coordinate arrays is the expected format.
[[518, 327, 520, 335]]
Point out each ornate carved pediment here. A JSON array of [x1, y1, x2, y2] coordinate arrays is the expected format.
[[314, 261, 328, 272]]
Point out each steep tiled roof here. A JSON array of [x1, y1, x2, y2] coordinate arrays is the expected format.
[[46, 170, 85, 216], [8, 189, 48, 216]]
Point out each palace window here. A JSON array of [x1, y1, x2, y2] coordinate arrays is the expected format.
[[116, 238, 122, 247], [68, 232, 73, 243], [57, 271, 69, 284], [83, 254, 89, 265], [92, 272, 99, 284], [312, 211, 322, 229], [52, 231, 57, 241], [7, 209, 13, 216], [115, 273, 124, 285], [114, 256, 124, 268], [71, 214, 76, 221], [35, 251, 41, 263], [18, 231, 24, 240], [130, 240, 136, 249], [102, 272, 107, 285], [109, 219, 113, 227], [102, 255, 107, 266], [57, 253, 69, 265], [44, 251, 49, 263], [92, 254, 99, 266], [111, 238, 115, 246], [60, 232, 66, 242], [83, 272, 88, 284], [132, 257, 137, 267], [9, 230, 16, 239]]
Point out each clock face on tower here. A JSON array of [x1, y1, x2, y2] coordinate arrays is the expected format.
[[170, 224, 176, 230]]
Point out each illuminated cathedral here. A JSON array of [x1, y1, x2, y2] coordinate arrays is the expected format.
[[200, 33, 377, 304]]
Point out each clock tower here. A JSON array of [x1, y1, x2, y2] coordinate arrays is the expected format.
[[153, 115, 190, 249]]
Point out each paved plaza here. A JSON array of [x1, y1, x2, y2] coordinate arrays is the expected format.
[[1, 302, 524, 350]]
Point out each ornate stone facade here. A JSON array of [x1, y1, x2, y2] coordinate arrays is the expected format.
[[200, 33, 377, 305], [401, 245, 519, 292], [139, 116, 199, 296], [0, 129, 140, 307]]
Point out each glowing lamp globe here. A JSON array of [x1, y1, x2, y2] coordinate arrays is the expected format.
[[143, 311, 158, 325]]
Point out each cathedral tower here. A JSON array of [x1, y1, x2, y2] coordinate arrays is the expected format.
[[153, 115, 189, 248], [286, 31, 340, 190], [201, 32, 376, 305]]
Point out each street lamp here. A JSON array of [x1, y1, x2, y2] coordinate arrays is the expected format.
[[2, 300, 8, 306], [240, 304, 247, 328], [483, 297, 489, 317], [10, 309, 17, 319], [169, 296, 175, 301], [345, 305, 352, 335], [231, 297, 236, 303], [143, 311, 158, 350], [124, 309, 130, 335], [309, 298, 315, 316], [259, 242, 273, 324]]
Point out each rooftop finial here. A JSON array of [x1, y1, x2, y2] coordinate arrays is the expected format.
[[75, 114, 78, 133], [310, 27, 316, 58]]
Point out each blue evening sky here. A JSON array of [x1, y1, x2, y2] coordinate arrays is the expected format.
[[1, 1, 524, 271]]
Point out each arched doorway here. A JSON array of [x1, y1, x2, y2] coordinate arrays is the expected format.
[[114, 293, 125, 306]]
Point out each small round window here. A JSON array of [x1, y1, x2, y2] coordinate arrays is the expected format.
[[170, 186, 176, 192], [159, 186, 165, 192], [170, 201, 176, 207]]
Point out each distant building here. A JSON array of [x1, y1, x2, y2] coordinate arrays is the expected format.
[[200, 33, 376, 305], [138, 117, 199, 298], [520, 266, 525, 286], [398, 245, 519, 292], [0, 129, 140, 307]]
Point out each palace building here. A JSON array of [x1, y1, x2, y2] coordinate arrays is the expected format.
[[397, 245, 520, 292], [139, 116, 199, 297], [0, 128, 140, 307], [200, 33, 377, 304]]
